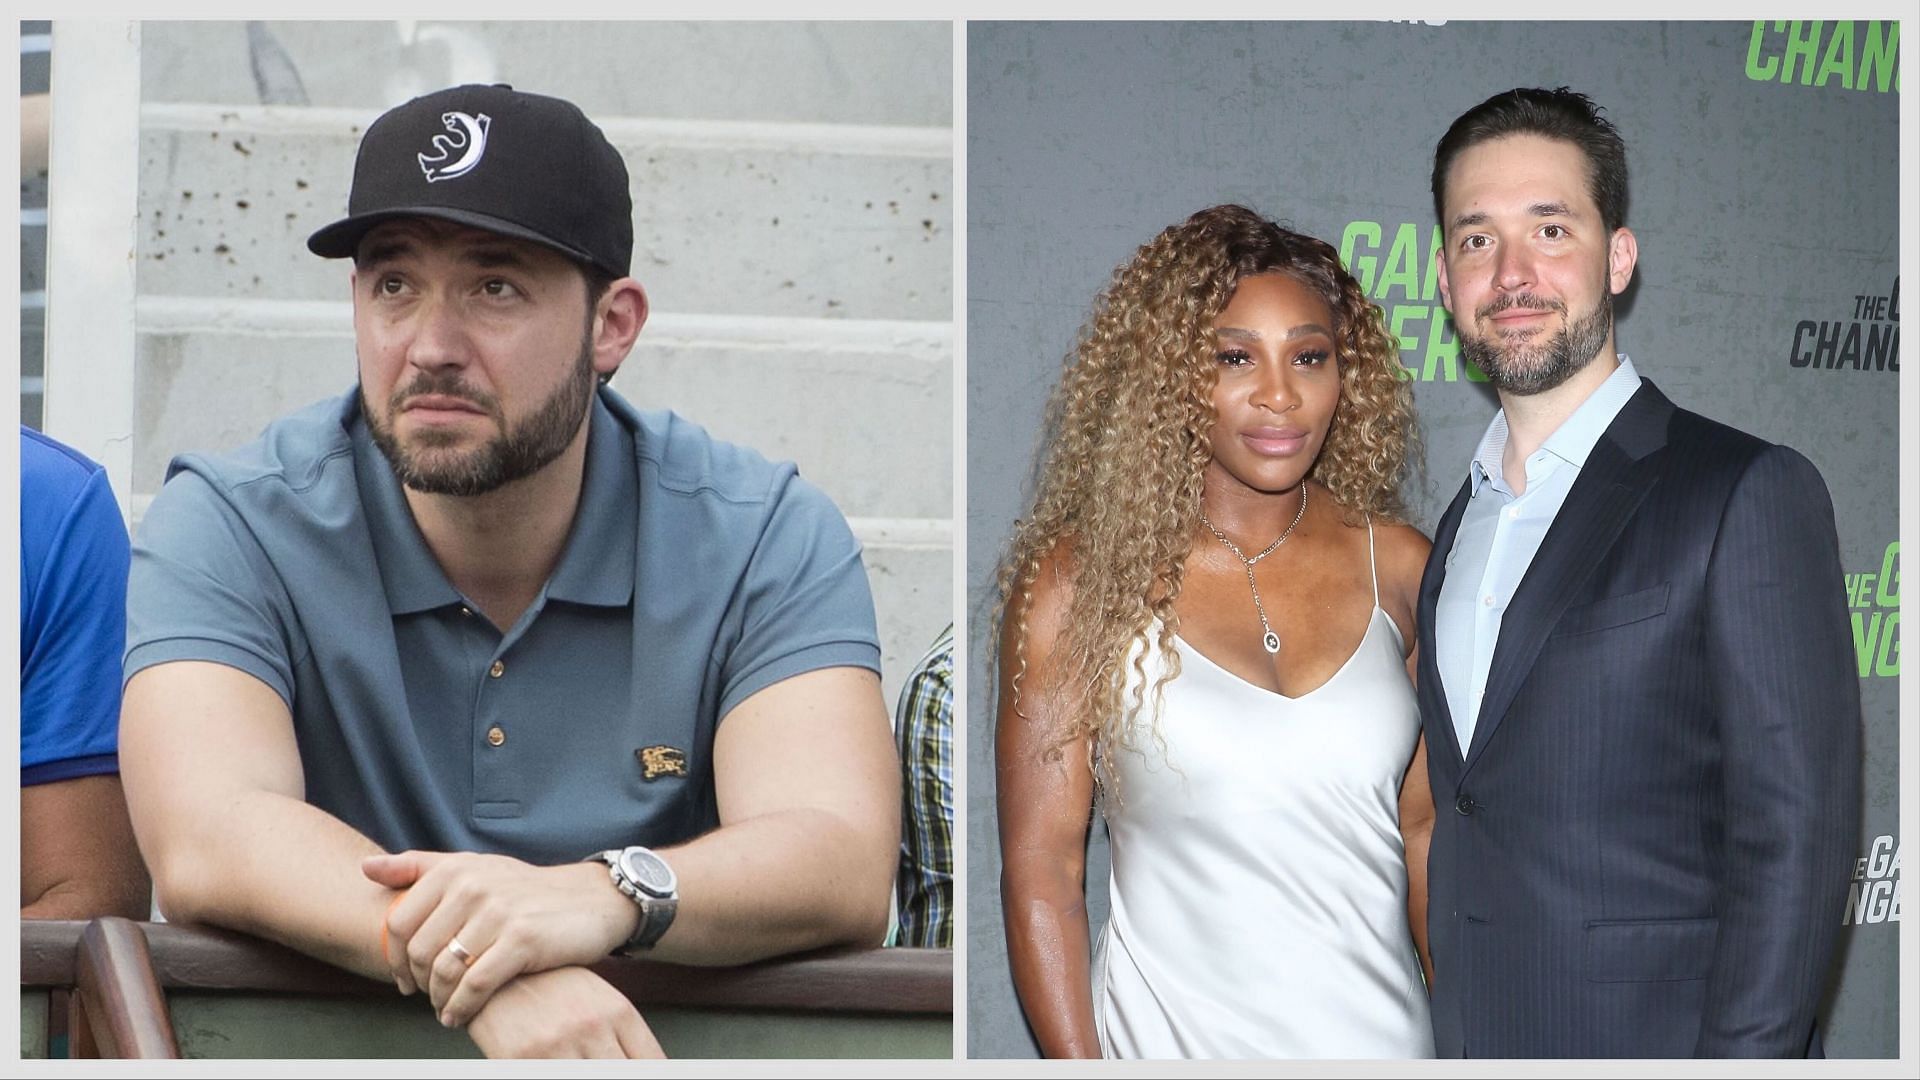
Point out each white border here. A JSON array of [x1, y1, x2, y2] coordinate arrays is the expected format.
[[948, 15, 970, 1064]]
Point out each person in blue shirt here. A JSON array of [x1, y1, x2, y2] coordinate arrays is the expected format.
[[20, 426, 150, 919], [120, 85, 898, 1059]]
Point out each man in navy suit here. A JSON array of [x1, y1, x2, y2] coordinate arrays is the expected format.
[[1417, 87, 1860, 1058]]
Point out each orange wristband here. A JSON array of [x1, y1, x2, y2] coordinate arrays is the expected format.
[[378, 890, 408, 967]]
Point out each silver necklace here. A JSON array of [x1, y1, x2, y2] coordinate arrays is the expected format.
[[1198, 485, 1308, 655]]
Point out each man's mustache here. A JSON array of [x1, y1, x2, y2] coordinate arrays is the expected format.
[[389, 374, 501, 417], [1478, 292, 1567, 320]]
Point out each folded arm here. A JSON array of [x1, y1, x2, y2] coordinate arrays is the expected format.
[[642, 663, 901, 962], [120, 660, 404, 977], [21, 773, 150, 920], [22, 456, 146, 920], [374, 662, 898, 1029], [121, 660, 663, 1057]]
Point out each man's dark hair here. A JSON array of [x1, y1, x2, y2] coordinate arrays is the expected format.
[[583, 262, 618, 311], [582, 261, 620, 385], [1431, 87, 1629, 234]]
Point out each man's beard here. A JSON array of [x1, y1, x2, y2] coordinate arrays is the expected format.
[[363, 335, 597, 497], [1458, 290, 1613, 397]]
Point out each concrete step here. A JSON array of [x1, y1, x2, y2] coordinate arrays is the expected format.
[[132, 300, 952, 522], [20, 163, 47, 429], [21, 207, 46, 290], [136, 105, 950, 322], [21, 297, 44, 431], [862, 531, 954, 708], [138, 21, 951, 128], [22, 138, 48, 283], [20, 298, 43, 378]]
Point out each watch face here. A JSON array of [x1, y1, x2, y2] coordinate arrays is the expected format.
[[620, 848, 675, 897]]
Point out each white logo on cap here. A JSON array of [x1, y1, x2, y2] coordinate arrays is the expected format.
[[418, 111, 491, 183]]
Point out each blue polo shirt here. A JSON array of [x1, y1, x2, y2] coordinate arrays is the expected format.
[[22, 427, 130, 785], [126, 387, 880, 865]]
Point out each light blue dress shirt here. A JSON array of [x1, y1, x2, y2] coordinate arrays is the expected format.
[[1435, 357, 1643, 755]]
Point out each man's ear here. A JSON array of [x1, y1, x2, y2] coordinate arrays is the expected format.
[[592, 278, 649, 380], [1607, 227, 1638, 296]]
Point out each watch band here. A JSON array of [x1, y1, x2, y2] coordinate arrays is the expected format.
[[628, 892, 677, 951], [593, 847, 679, 952]]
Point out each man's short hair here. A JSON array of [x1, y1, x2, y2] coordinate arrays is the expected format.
[[584, 261, 618, 310], [583, 261, 619, 384], [1431, 87, 1630, 234]]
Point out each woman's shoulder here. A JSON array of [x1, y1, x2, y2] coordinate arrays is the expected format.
[[1000, 535, 1081, 653], [1368, 517, 1433, 606], [1368, 516, 1432, 560], [1316, 488, 1429, 557]]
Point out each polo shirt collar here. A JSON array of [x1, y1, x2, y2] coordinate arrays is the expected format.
[[545, 393, 637, 608], [1470, 354, 1641, 496], [351, 398, 459, 615], [353, 388, 638, 616]]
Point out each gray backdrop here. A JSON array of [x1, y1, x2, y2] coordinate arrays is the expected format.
[[966, 21, 1899, 1059]]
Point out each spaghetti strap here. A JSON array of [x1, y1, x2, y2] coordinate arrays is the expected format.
[[1366, 513, 1379, 607]]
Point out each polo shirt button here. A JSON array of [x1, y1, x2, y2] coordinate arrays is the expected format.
[[1482, 595, 1494, 607], [486, 726, 506, 747], [489, 660, 505, 678], [461, 606, 473, 617]]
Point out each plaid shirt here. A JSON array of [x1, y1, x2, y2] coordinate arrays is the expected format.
[[893, 624, 954, 948]]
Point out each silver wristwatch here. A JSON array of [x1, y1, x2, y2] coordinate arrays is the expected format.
[[592, 846, 679, 951]]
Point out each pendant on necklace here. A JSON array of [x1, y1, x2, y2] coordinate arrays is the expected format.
[[1262, 630, 1281, 654]]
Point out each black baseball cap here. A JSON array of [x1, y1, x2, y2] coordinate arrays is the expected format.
[[307, 84, 632, 277]]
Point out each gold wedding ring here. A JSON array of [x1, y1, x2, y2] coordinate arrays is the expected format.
[[447, 937, 476, 968]]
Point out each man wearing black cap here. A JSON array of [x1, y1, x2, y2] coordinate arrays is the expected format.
[[120, 85, 899, 1058]]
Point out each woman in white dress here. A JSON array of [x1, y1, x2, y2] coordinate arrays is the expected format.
[[995, 205, 1437, 1059]]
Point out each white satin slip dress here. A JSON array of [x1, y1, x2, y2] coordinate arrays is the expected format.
[[1092, 518, 1435, 1059]]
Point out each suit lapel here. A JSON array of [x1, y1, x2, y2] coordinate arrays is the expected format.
[[1420, 477, 1474, 767], [1461, 381, 1674, 775]]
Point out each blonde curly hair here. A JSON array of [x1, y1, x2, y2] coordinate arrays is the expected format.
[[994, 204, 1418, 787]]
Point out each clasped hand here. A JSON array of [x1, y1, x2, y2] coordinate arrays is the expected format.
[[364, 850, 638, 1028]]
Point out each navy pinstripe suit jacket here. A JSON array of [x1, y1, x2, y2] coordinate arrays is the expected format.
[[1416, 379, 1860, 1058]]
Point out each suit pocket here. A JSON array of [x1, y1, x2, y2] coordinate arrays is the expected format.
[[1552, 582, 1670, 637], [1585, 916, 1717, 982]]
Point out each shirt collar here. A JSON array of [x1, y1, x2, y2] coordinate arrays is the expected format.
[[355, 388, 638, 616], [1470, 355, 1641, 495], [545, 392, 637, 608]]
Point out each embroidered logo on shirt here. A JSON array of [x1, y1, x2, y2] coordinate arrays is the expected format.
[[636, 746, 689, 781]]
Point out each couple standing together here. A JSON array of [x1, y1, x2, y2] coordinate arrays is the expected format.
[[995, 87, 1861, 1058]]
